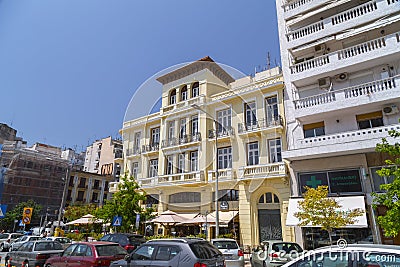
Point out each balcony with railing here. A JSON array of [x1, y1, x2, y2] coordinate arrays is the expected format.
[[208, 126, 235, 139], [158, 171, 205, 186], [161, 95, 206, 115], [138, 177, 158, 188], [161, 133, 201, 149], [207, 168, 235, 182], [283, 0, 325, 19], [238, 162, 287, 180], [126, 147, 141, 157], [237, 116, 284, 135], [285, 0, 399, 49], [141, 143, 160, 154], [290, 32, 400, 83], [283, 123, 400, 160], [293, 75, 400, 119]]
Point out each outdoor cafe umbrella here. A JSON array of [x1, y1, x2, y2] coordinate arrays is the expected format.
[[150, 210, 187, 235], [65, 214, 103, 225], [178, 214, 216, 225]]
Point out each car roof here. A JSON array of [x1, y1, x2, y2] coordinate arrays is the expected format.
[[211, 238, 238, 242], [72, 241, 121, 246], [147, 238, 206, 244], [313, 244, 400, 252]]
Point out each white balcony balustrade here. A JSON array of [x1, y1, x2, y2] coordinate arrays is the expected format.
[[161, 95, 206, 115], [293, 75, 399, 118], [207, 169, 235, 182], [238, 163, 286, 180], [290, 32, 400, 82], [158, 171, 205, 185]]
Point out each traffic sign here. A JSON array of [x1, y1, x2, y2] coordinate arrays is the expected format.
[[22, 207, 33, 224], [0, 205, 7, 218], [19, 220, 24, 227], [112, 216, 122, 226]]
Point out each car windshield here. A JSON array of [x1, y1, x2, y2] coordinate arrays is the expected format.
[[190, 242, 222, 259], [0, 234, 9, 239], [213, 241, 238, 249], [270, 243, 303, 253], [96, 245, 128, 256]]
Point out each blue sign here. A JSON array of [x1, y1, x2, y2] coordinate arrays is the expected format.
[[112, 216, 122, 226], [19, 220, 24, 227], [135, 214, 140, 229], [0, 204, 7, 218]]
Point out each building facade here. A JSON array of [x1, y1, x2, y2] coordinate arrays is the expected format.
[[0, 123, 17, 144], [83, 136, 122, 181], [276, 0, 400, 247], [113, 57, 294, 247]]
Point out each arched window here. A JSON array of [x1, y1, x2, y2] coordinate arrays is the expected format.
[[181, 85, 188, 101], [192, 82, 199, 97], [169, 89, 176, 105], [259, 192, 280, 204]]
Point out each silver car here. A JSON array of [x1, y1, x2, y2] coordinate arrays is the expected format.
[[10, 235, 41, 251], [250, 240, 303, 267], [211, 238, 245, 267]]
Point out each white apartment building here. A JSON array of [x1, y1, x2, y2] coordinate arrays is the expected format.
[[276, 0, 400, 246], [83, 136, 123, 181], [115, 57, 293, 247]]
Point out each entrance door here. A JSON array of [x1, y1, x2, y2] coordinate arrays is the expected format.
[[258, 209, 282, 241]]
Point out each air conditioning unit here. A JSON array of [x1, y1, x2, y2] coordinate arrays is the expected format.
[[318, 77, 331, 89], [314, 44, 326, 56], [382, 105, 399, 115], [335, 72, 348, 82]]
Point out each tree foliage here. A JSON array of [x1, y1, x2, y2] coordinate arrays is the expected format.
[[95, 173, 153, 233], [0, 200, 42, 231], [372, 129, 400, 237], [295, 185, 363, 244], [64, 204, 98, 221]]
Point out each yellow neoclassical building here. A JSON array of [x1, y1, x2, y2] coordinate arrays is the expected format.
[[112, 57, 294, 247]]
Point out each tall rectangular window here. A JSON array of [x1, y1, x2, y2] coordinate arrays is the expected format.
[[356, 111, 384, 130], [192, 82, 199, 97], [191, 115, 199, 135], [132, 162, 139, 179], [180, 118, 187, 138], [134, 132, 141, 150], [371, 166, 395, 192], [168, 121, 175, 140], [151, 127, 160, 145], [149, 159, 158, 177], [216, 108, 232, 134], [303, 122, 325, 138], [269, 138, 282, 163], [218, 147, 232, 169], [245, 101, 257, 128], [190, 151, 198, 172], [266, 95, 279, 124], [166, 156, 173, 175], [178, 153, 185, 173], [247, 142, 259, 166]]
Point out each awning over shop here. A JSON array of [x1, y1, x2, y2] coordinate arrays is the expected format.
[[207, 211, 239, 227], [286, 196, 368, 228]]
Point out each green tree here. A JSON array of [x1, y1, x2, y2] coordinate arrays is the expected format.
[[372, 128, 400, 237], [0, 200, 42, 231], [64, 203, 98, 221], [295, 185, 363, 245], [95, 173, 153, 233]]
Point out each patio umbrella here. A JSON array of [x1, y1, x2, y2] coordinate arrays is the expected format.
[[65, 214, 103, 225], [150, 210, 187, 224], [178, 214, 216, 225]]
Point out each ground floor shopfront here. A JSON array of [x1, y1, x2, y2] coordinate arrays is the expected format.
[[284, 153, 399, 247], [144, 175, 294, 248]]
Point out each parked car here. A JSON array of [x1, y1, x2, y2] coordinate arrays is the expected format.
[[5, 240, 64, 267], [211, 238, 245, 267], [250, 240, 303, 267], [10, 235, 41, 251], [42, 237, 73, 249], [110, 238, 225, 267], [0, 232, 24, 252], [280, 244, 400, 267], [99, 233, 146, 253], [44, 241, 128, 267]]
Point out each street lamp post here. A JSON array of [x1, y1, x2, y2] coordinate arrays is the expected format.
[[191, 104, 219, 238], [57, 165, 70, 230]]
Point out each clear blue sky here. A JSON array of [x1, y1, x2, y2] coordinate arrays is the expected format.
[[0, 0, 280, 152]]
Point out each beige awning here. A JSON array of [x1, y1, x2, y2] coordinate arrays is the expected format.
[[207, 210, 239, 226], [286, 196, 368, 227]]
